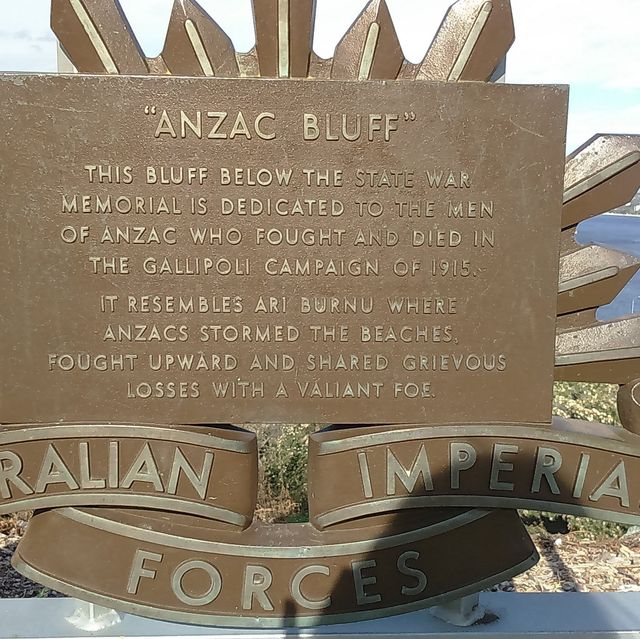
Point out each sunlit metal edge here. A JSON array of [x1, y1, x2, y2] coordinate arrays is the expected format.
[[563, 152, 640, 203], [0, 424, 252, 453], [314, 423, 640, 456], [558, 266, 620, 293], [555, 348, 640, 366], [358, 23, 379, 81], [277, 0, 289, 77], [185, 19, 215, 76], [315, 497, 640, 530], [0, 494, 247, 526], [54, 507, 491, 557]]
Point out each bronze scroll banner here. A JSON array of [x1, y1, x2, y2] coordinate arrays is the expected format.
[[309, 419, 640, 528], [2, 422, 539, 625], [0, 423, 257, 526], [8, 417, 640, 624], [0, 75, 567, 425], [13, 507, 536, 627]]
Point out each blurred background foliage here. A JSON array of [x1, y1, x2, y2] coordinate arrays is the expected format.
[[251, 423, 316, 522], [553, 381, 620, 426]]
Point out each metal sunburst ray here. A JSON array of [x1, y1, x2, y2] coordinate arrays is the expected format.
[[329, 0, 403, 80], [555, 316, 640, 385], [563, 134, 640, 229], [51, 0, 149, 74], [555, 309, 598, 332], [555, 135, 640, 433], [51, 0, 517, 84], [161, 0, 238, 77], [558, 243, 639, 316], [554, 137, 640, 324], [400, 0, 514, 81]]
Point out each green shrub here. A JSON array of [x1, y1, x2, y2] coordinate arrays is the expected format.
[[250, 423, 315, 519]]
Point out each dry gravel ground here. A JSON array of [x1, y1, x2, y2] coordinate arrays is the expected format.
[[497, 532, 640, 593], [1, 513, 639, 598]]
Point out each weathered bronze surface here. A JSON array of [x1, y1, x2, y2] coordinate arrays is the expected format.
[[308, 419, 640, 529], [13, 506, 536, 626], [0, 75, 567, 425], [555, 309, 597, 332], [0, 423, 256, 526], [559, 242, 639, 293]]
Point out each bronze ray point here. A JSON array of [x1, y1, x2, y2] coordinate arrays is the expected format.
[[161, 0, 239, 77], [51, 0, 149, 74], [557, 244, 640, 314], [405, 0, 514, 82], [563, 134, 640, 229], [330, 0, 403, 80], [558, 252, 640, 315], [555, 315, 640, 385]]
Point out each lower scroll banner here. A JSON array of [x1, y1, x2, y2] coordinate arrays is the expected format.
[[13, 506, 536, 627]]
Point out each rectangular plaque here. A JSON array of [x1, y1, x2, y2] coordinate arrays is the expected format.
[[0, 75, 567, 424]]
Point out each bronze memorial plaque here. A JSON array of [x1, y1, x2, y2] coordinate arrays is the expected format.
[[0, 75, 567, 424], [2, 0, 639, 628]]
